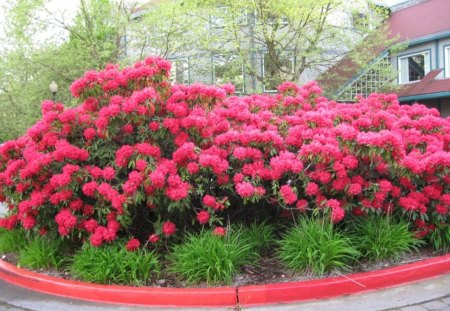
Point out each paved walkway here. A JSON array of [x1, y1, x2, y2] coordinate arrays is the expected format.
[[0, 274, 450, 310]]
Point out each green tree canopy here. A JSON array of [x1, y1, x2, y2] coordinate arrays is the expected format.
[[0, 0, 137, 142]]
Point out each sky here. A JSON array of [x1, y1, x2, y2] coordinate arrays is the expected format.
[[0, 0, 79, 49]]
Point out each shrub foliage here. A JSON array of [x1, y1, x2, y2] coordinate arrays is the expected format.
[[19, 236, 63, 269], [71, 243, 159, 285], [0, 228, 27, 253], [0, 56, 448, 251], [278, 218, 359, 275], [351, 216, 422, 261], [169, 229, 257, 285]]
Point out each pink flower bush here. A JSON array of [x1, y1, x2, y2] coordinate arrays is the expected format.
[[0, 56, 449, 248]]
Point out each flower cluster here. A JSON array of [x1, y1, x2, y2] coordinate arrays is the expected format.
[[0, 56, 449, 250]]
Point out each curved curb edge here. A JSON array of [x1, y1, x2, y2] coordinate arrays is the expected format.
[[238, 253, 450, 306], [0, 260, 237, 307], [0, 254, 449, 308]]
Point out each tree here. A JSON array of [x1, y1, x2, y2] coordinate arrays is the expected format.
[[128, 0, 397, 94], [0, 0, 138, 142]]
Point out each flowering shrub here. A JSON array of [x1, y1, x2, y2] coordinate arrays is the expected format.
[[0, 57, 449, 248]]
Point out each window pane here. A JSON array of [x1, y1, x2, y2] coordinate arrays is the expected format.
[[408, 54, 425, 82], [398, 52, 429, 84]]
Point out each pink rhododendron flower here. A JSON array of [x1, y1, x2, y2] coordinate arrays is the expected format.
[[196, 210, 210, 224], [148, 233, 160, 243], [280, 185, 297, 205], [212, 226, 226, 236], [125, 238, 140, 252], [162, 221, 176, 236]]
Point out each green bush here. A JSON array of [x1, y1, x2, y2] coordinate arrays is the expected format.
[[427, 223, 450, 253], [351, 216, 423, 261], [19, 236, 62, 269], [70, 243, 160, 286], [240, 222, 275, 254], [277, 218, 359, 275], [169, 229, 257, 285], [0, 228, 27, 253]]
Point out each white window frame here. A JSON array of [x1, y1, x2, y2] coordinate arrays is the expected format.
[[445, 46, 450, 78], [397, 51, 431, 84]]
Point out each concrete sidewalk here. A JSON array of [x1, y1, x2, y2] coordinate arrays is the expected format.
[[0, 274, 450, 311]]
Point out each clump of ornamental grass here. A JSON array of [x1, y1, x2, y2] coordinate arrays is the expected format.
[[0, 228, 27, 253], [169, 228, 258, 285], [19, 236, 63, 269], [351, 215, 423, 261], [237, 221, 276, 253], [70, 243, 160, 286], [427, 223, 450, 253], [277, 217, 360, 275]]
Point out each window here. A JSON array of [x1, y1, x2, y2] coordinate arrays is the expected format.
[[213, 54, 245, 93], [262, 52, 294, 92], [169, 58, 189, 84], [445, 46, 450, 78], [398, 52, 430, 84], [352, 12, 369, 30]]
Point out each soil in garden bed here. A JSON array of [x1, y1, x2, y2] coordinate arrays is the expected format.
[[0, 248, 440, 288]]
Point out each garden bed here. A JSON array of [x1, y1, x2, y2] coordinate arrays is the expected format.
[[1, 252, 449, 307], [0, 247, 439, 287]]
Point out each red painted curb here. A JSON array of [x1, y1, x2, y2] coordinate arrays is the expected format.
[[0, 254, 449, 307], [0, 260, 237, 307], [238, 254, 450, 306]]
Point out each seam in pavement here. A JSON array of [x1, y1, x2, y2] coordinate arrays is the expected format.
[[0, 300, 34, 311]]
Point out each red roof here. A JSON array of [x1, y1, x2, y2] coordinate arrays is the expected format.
[[397, 69, 450, 98], [387, 0, 450, 42]]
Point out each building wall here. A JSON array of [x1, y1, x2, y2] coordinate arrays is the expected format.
[[440, 98, 450, 117], [391, 35, 450, 82], [405, 98, 450, 117]]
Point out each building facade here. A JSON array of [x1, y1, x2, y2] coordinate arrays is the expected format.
[[333, 0, 450, 117]]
